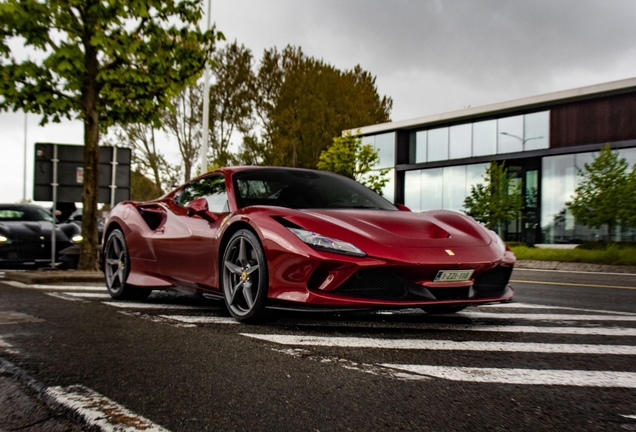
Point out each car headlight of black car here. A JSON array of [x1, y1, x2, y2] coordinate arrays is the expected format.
[[288, 228, 366, 257], [71, 235, 83, 243], [0, 235, 7, 243]]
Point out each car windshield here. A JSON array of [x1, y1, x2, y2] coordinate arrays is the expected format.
[[0, 206, 54, 222], [232, 168, 397, 211]]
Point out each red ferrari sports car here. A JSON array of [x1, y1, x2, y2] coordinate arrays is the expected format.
[[102, 166, 514, 322]]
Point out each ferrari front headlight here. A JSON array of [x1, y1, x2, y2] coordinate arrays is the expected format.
[[288, 228, 366, 257], [71, 235, 83, 243]]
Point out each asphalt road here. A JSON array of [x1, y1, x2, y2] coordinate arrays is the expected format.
[[1, 268, 636, 431]]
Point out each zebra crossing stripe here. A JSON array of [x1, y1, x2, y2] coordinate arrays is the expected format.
[[380, 364, 636, 388], [621, 414, 636, 420], [63, 292, 112, 299], [159, 315, 238, 324], [241, 334, 636, 355], [3, 281, 104, 291], [458, 312, 636, 321], [479, 303, 636, 316], [410, 324, 636, 337], [103, 302, 214, 310]]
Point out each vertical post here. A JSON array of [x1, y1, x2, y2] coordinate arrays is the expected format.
[[51, 144, 58, 268], [199, 0, 212, 176], [110, 146, 118, 208], [23, 112, 27, 202]]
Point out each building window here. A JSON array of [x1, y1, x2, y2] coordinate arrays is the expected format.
[[498, 115, 524, 154], [415, 130, 427, 163], [472, 119, 497, 157], [404, 163, 488, 213], [449, 124, 472, 160], [524, 111, 550, 151], [373, 133, 395, 169], [428, 127, 449, 162]]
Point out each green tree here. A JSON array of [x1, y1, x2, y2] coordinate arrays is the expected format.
[[131, 169, 164, 201], [566, 145, 629, 240], [317, 131, 389, 195], [163, 83, 204, 182], [0, 0, 221, 270], [208, 41, 255, 167], [248, 46, 392, 168], [462, 161, 523, 235]]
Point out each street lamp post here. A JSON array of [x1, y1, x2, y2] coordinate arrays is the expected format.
[[199, 0, 212, 177], [499, 132, 544, 150]]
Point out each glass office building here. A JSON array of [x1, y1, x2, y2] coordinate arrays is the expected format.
[[352, 78, 636, 244]]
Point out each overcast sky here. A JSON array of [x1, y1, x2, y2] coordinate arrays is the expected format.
[[2, 0, 636, 203]]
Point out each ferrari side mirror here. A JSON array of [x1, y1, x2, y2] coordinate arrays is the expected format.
[[186, 197, 218, 222], [396, 203, 411, 212]]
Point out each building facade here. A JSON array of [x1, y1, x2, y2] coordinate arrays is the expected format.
[[353, 78, 636, 244]]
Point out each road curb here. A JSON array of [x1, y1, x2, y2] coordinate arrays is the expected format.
[[0, 358, 90, 431], [3, 270, 103, 285]]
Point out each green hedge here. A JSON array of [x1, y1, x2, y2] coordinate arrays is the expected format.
[[509, 245, 636, 266]]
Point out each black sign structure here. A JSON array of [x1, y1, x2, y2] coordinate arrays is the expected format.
[[33, 143, 131, 205]]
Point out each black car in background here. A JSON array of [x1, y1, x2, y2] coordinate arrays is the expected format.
[[0, 203, 83, 268]]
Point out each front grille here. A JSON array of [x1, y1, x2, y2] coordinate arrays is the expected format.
[[427, 287, 470, 300], [334, 271, 408, 300], [473, 265, 513, 297]]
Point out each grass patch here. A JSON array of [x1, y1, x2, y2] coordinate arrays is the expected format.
[[510, 245, 636, 266]]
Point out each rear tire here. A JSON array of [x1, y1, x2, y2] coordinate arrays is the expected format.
[[104, 229, 151, 300], [421, 305, 467, 314]]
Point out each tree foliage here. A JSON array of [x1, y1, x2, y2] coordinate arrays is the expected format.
[[208, 41, 254, 167], [244, 45, 392, 168], [566, 145, 629, 238], [317, 131, 389, 195], [163, 83, 204, 182], [462, 161, 523, 234], [0, 0, 221, 270], [131, 169, 164, 201]]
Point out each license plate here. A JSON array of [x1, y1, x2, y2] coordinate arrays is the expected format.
[[434, 269, 474, 282]]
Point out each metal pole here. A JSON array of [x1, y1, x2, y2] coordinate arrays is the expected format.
[[51, 144, 58, 268], [110, 146, 118, 208], [199, 0, 212, 176], [23, 112, 27, 202]]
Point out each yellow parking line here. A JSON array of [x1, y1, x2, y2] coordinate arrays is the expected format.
[[510, 279, 636, 291]]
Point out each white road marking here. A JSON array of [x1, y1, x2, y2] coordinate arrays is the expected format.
[[409, 324, 636, 337], [621, 414, 636, 420], [241, 334, 636, 355], [0, 336, 12, 348], [275, 317, 636, 336], [458, 311, 636, 322], [159, 315, 239, 324], [479, 302, 636, 316], [380, 364, 636, 388], [103, 301, 214, 310], [45, 292, 86, 302], [46, 384, 170, 431], [4, 280, 104, 291], [62, 292, 112, 299]]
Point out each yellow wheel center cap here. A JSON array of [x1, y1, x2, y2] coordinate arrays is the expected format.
[[241, 271, 247, 281], [118, 261, 123, 268]]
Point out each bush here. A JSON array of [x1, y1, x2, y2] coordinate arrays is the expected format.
[[576, 241, 636, 250]]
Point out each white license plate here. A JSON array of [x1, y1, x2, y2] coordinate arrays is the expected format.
[[434, 269, 474, 282]]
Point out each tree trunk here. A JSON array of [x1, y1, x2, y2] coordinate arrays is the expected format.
[[78, 19, 100, 271]]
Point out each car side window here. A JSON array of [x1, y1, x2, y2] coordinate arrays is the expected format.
[[179, 175, 229, 213]]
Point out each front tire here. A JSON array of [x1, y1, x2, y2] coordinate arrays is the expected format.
[[221, 229, 269, 323], [104, 229, 151, 300]]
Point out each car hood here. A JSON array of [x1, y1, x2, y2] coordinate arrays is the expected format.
[[279, 209, 493, 249], [0, 221, 73, 241]]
